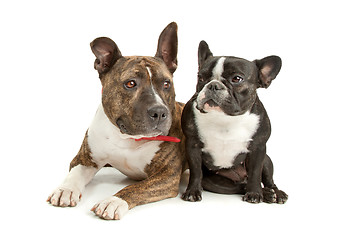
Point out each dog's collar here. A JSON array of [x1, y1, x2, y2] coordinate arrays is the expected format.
[[133, 135, 181, 143]]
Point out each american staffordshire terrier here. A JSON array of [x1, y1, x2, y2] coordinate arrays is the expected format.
[[181, 41, 288, 204], [47, 22, 185, 220]]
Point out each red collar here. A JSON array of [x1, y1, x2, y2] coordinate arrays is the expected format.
[[133, 135, 181, 142]]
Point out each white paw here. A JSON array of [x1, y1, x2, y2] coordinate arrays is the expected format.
[[47, 187, 81, 207], [91, 196, 129, 220]]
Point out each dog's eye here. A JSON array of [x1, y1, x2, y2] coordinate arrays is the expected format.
[[232, 76, 244, 83], [124, 80, 137, 89], [163, 80, 171, 90]]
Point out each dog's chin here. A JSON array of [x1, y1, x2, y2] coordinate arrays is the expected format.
[[118, 126, 169, 140]]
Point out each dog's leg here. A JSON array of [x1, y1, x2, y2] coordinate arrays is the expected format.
[[92, 142, 183, 220], [181, 138, 204, 202], [262, 154, 288, 204], [261, 154, 277, 203], [47, 133, 100, 207], [243, 147, 266, 203]]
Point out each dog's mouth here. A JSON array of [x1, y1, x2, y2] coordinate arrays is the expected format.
[[205, 99, 219, 107], [118, 124, 164, 138], [115, 118, 178, 142], [197, 99, 222, 113], [117, 122, 129, 134], [116, 117, 167, 134]]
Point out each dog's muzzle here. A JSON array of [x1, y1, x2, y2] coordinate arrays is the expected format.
[[116, 104, 171, 136], [196, 80, 229, 112]]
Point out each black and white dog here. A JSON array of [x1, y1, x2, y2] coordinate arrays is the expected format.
[[181, 41, 288, 204]]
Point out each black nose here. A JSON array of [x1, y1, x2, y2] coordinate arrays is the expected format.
[[148, 106, 168, 123], [207, 81, 225, 91]]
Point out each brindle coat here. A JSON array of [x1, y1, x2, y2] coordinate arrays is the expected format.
[[48, 22, 186, 219]]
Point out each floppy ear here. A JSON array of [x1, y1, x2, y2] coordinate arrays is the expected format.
[[155, 22, 178, 74], [198, 40, 213, 69], [90, 37, 122, 75], [255, 55, 282, 88]]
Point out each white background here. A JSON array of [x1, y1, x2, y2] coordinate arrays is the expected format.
[[1, 0, 359, 239]]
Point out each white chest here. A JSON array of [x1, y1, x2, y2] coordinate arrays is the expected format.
[[87, 105, 161, 180], [193, 103, 260, 169]]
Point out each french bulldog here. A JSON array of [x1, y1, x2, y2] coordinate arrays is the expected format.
[[47, 22, 185, 220], [181, 41, 288, 204]]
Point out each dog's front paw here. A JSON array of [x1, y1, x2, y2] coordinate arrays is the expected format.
[[275, 189, 288, 204], [91, 196, 129, 220], [182, 187, 203, 202], [47, 187, 81, 207], [243, 191, 263, 203], [263, 187, 277, 203], [262, 187, 288, 204]]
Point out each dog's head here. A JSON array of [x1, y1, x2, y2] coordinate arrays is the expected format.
[[195, 41, 281, 115], [90, 22, 178, 137]]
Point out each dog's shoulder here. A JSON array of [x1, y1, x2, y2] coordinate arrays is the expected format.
[[181, 95, 198, 134], [249, 96, 271, 147]]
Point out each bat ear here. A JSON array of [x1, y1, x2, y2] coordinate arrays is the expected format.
[[255, 55, 281, 88], [155, 22, 178, 74], [90, 37, 122, 76], [198, 40, 213, 69]]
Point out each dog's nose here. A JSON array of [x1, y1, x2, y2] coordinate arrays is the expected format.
[[148, 106, 168, 123], [207, 81, 225, 91]]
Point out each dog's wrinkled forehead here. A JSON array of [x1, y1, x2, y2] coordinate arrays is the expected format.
[[200, 57, 255, 81], [223, 57, 255, 77], [117, 56, 173, 81]]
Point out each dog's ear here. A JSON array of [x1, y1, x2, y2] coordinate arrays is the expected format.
[[255, 56, 282, 88], [198, 40, 213, 69], [155, 22, 178, 74], [90, 37, 122, 75]]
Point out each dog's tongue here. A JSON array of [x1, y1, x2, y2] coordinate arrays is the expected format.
[[134, 135, 181, 143]]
